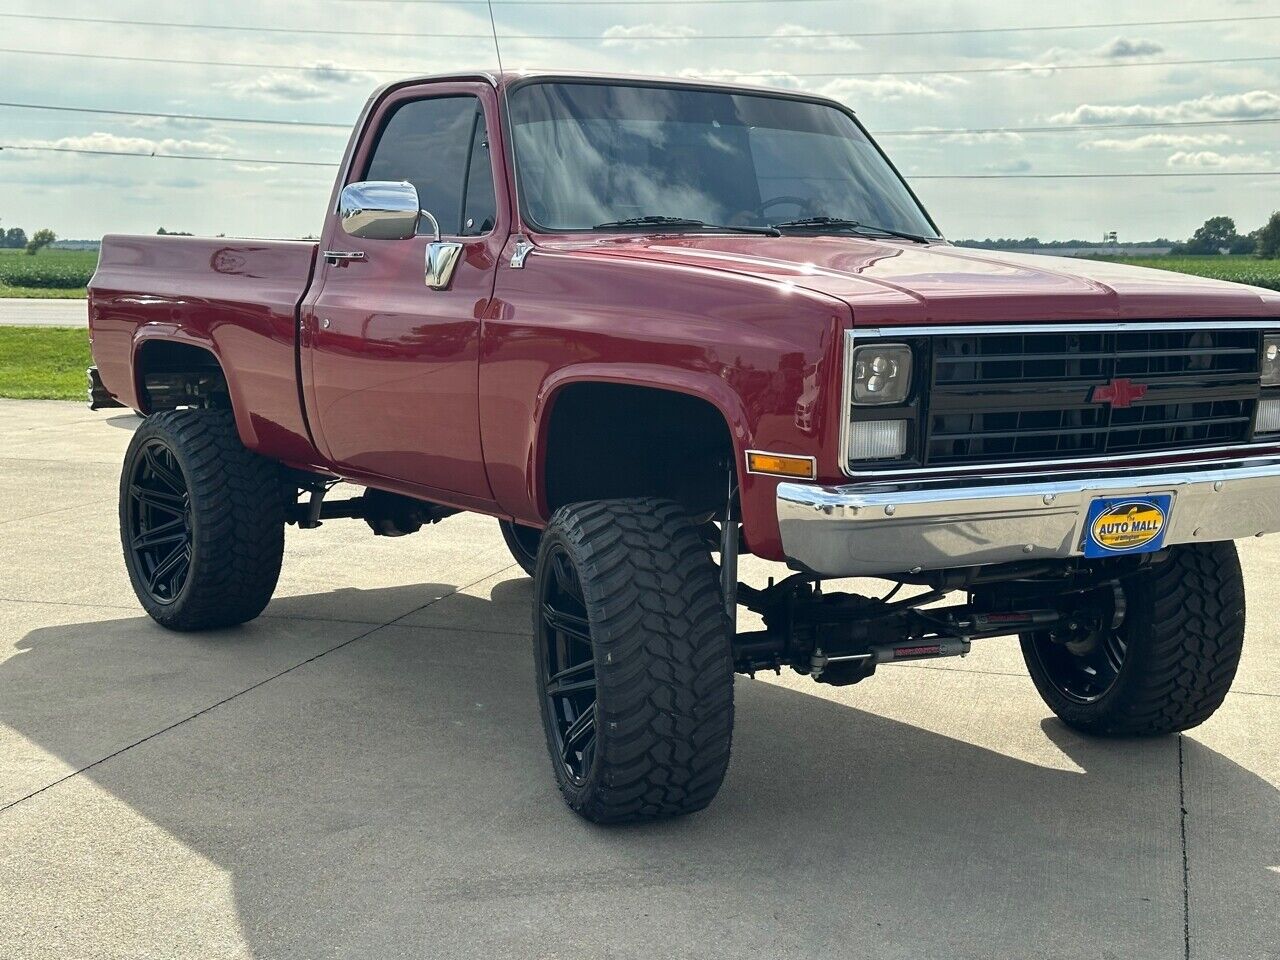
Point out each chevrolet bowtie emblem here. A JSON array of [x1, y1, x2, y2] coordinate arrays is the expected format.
[[1090, 377, 1149, 408]]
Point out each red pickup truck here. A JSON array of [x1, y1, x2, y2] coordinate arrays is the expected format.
[[89, 72, 1280, 823]]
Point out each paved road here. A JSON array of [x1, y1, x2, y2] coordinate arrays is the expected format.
[[0, 298, 87, 326], [0, 399, 1276, 959]]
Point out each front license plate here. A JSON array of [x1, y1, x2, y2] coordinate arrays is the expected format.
[[1082, 493, 1172, 558]]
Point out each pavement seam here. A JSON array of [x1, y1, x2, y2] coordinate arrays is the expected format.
[[0, 497, 115, 527], [1179, 733, 1192, 960], [0, 563, 515, 816]]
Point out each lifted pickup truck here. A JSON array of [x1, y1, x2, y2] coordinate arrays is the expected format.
[[90, 72, 1280, 823]]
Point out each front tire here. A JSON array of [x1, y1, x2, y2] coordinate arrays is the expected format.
[[120, 409, 285, 631], [498, 519, 541, 576], [533, 498, 735, 823], [1020, 541, 1245, 736]]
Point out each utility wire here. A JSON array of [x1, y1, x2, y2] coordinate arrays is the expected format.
[[3, 46, 1278, 80], [0, 101, 349, 130], [5, 99, 1280, 138], [0, 144, 336, 166], [1, 11, 1278, 41], [4, 144, 1280, 179]]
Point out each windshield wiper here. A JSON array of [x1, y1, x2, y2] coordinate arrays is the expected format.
[[591, 215, 781, 237], [771, 216, 932, 244]]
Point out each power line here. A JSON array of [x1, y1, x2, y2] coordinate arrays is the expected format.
[[912, 171, 1280, 179], [875, 117, 1280, 136], [0, 144, 336, 167], [5, 99, 1280, 138], [0, 101, 349, 130], [4, 144, 1279, 180], [4, 45, 1278, 81], [2, 11, 1277, 42]]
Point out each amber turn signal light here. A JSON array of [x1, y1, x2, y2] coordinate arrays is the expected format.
[[746, 450, 817, 479]]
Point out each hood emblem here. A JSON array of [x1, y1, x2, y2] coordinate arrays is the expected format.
[[1090, 377, 1149, 408]]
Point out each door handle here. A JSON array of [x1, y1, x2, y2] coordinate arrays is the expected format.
[[323, 250, 366, 263]]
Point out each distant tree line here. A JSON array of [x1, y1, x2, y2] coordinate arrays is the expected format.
[[958, 212, 1280, 259], [0, 218, 56, 255], [1175, 214, 1280, 257], [956, 237, 1176, 250]]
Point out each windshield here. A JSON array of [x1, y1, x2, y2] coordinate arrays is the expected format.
[[507, 80, 940, 237]]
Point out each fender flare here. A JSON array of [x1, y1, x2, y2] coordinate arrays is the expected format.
[[527, 362, 753, 516], [130, 325, 259, 449]]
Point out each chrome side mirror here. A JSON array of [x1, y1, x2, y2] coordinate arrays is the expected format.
[[338, 180, 463, 289], [339, 180, 421, 240]]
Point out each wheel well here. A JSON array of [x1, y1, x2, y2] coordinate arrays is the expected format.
[[134, 340, 230, 413], [542, 383, 735, 519]]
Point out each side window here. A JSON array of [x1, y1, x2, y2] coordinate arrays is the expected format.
[[363, 95, 496, 236], [461, 114, 497, 236]]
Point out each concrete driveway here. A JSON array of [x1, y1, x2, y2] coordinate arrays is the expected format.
[[0, 298, 87, 326], [1, 399, 1276, 960]]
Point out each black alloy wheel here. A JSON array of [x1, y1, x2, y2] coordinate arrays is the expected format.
[[125, 438, 194, 604], [536, 543, 598, 784], [1025, 586, 1128, 704]]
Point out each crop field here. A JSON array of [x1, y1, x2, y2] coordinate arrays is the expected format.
[[0, 248, 99, 298], [1085, 254, 1280, 291]]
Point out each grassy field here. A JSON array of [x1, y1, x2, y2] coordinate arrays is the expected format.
[[0, 326, 92, 400], [1085, 254, 1280, 291], [0, 248, 99, 298]]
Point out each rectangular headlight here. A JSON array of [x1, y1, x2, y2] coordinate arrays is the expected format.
[[851, 343, 912, 405], [1263, 335, 1280, 387], [1257, 397, 1280, 434], [848, 419, 909, 460]]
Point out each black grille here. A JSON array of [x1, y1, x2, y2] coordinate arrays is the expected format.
[[923, 327, 1261, 467]]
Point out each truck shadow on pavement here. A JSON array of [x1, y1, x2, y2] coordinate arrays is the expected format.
[[3, 579, 1278, 959]]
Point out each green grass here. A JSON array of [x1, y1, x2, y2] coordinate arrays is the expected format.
[[0, 326, 93, 400], [1085, 254, 1280, 291], [0, 247, 98, 297]]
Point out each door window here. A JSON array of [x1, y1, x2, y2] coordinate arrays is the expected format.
[[363, 96, 497, 236]]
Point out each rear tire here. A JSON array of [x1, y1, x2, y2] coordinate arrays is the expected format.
[[498, 519, 541, 576], [120, 409, 285, 631], [533, 498, 735, 823], [1020, 541, 1245, 736]]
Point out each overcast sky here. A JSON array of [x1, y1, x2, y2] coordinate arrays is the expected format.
[[1, 0, 1277, 242]]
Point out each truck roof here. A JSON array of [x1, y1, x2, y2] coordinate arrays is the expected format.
[[368, 70, 853, 111]]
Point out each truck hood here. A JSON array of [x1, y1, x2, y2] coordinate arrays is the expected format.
[[538, 234, 1280, 326]]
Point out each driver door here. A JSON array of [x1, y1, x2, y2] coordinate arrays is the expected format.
[[301, 83, 505, 503]]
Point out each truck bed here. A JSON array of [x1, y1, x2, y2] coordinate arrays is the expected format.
[[89, 235, 321, 464]]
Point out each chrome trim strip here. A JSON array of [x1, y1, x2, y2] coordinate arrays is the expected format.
[[778, 456, 1280, 577], [854, 319, 1280, 338], [841, 319, 1280, 480], [745, 449, 817, 480]]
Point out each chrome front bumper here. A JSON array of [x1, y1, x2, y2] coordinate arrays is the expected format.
[[777, 459, 1280, 578]]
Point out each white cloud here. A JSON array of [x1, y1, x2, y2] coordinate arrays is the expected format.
[[769, 24, 861, 52], [677, 69, 803, 91], [983, 158, 1032, 173], [1049, 90, 1280, 125], [1081, 133, 1240, 151], [601, 23, 697, 47], [1166, 150, 1271, 169], [221, 62, 370, 102], [820, 75, 967, 103], [17, 132, 233, 157], [1096, 36, 1165, 58], [898, 127, 1024, 144]]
